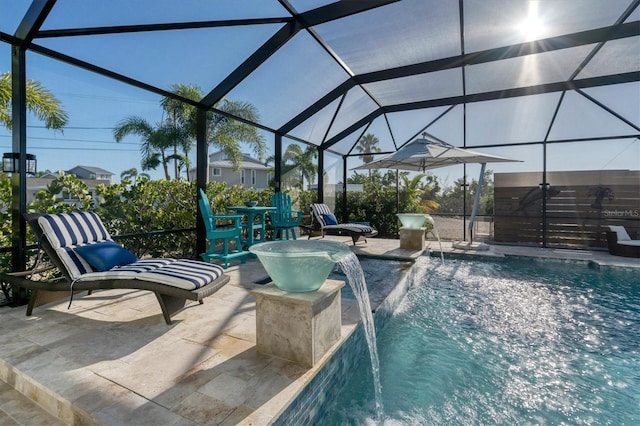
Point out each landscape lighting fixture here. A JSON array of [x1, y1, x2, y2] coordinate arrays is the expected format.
[[2, 152, 37, 174]]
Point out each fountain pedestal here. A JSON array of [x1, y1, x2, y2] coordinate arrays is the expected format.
[[251, 279, 344, 367], [399, 227, 426, 250]]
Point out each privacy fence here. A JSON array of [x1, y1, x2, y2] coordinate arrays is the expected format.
[[494, 170, 639, 248]]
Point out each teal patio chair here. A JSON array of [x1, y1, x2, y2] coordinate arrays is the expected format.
[[199, 189, 249, 268], [271, 191, 303, 240]]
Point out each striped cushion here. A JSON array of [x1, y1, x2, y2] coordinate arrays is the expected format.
[[74, 259, 224, 291], [38, 212, 110, 248], [310, 204, 375, 234], [109, 258, 176, 273], [137, 260, 224, 290], [38, 212, 225, 290], [39, 212, 112, 279], [73, 259, 176, 282], [310, 203, 332, 227], [323, 223, 376, 234]]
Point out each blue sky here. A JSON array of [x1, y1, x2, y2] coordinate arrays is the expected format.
[[1, 1, 638, 185]]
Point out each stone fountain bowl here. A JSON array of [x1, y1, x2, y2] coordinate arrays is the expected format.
[[249, 240, 351, 292], [396, 213, 433, 229]]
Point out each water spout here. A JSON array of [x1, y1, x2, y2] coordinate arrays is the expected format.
[[338, 252, 384, 419], [426, 215, 445, 264], [250, 241, 385, 418]]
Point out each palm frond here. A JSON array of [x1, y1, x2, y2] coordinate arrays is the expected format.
[[24, 79, 68, 129]]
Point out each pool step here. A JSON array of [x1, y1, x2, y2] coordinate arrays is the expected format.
[[0, 379, 66, 425]]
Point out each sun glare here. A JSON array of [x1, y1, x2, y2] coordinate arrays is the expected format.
[[519, 17, 545, 41], [518, 2, 546, 41]]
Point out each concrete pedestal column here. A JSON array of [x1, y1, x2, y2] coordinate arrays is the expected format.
[[399, 227, 426, 250], [251, 280, 344, 367]]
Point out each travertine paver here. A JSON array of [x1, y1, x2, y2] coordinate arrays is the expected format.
[[0, 237, 637, 425], [0, 380, 65, 425]]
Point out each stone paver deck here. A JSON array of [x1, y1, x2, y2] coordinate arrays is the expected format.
[[0, 236, 637, 425]]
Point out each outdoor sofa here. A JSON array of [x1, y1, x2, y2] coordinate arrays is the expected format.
[[605, 225, 640, 258]]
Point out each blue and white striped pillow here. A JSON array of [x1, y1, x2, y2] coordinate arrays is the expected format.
[[38, 212, 112, 279], [311, 203, 333, 228]]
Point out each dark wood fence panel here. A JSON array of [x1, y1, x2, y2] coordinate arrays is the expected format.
[[494, 170, 640, 248]]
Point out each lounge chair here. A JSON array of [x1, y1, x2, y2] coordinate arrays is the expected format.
[[271, 191, 303, 240], [605, 225, 640, 258], [309, 203, 378, 245], [0, 212, 230, 324]]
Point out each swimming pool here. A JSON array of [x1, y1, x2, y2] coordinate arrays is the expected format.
[[325, 256, 640, 425]]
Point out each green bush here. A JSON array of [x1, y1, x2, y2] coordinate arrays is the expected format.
[[1, 167, 467, 268], [96, 178, 197, 258], [0, 175, 11, 271]]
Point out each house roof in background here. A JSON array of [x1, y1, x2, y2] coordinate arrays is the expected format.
[[209, 160, 270, 171], [26, 177, 111, 188], [66, 165, 114, 176]]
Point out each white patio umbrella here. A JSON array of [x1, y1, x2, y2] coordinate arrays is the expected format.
[[353, 133, 520, 247]]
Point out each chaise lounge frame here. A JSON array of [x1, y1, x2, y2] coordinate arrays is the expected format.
[[309, 203, 378, 245], [0, 213, 230, 324]]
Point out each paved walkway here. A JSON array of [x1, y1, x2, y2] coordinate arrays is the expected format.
[[0, 237, 637, 425]]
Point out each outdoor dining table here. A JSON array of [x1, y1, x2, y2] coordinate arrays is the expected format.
[[225, 206, 276, 247]]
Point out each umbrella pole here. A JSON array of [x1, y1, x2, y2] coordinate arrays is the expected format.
[[468, 162, 486, 243], [396, 169, 399, 215]]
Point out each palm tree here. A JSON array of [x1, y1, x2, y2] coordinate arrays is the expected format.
[[0, 71, 68, 130], [161, 84, 200, 178], [208, 99, 266, 169], [120, 167, 150, 185], [113, 117, 188, 180], [161, 84, 267, 173], [355, 133, 381, 164], [356, 133, 381, 178], [400, 173, 440, 213], [284, 144, 318, 190], [262, 155, 276, 187]]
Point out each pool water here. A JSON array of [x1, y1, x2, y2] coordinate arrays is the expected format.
[[325, 257, 640, 425]]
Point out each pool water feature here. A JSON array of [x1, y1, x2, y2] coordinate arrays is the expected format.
[[325, 256, 640, 424], [249, 240, 351, 292], [338, 253, 384, 419], [250, 241, 385, 418], [428, 217, 444, 264], [396, 213, 444, 263], [396, 213, 430, 229]]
